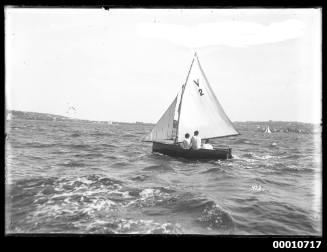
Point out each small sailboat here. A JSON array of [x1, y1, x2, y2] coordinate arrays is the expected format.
[[66, 105, 77, 119], [264, 125, 272, 134], [143, 53, 240, 160], [6, 113, 12, 121]]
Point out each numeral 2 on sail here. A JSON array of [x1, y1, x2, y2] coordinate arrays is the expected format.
[[193, 79, 204, 96]]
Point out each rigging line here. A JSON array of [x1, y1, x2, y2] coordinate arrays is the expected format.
[[175, 52, 197, 143]]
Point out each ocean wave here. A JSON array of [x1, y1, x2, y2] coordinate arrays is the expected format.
[[241, 153, 255, 158], [233, 139, 259, 145], [277, 165, 314, 173], [155, 192, 222, 214], [105, 155, 119, 160], [65, 144, 92, 150], [74, 218, 183, 234], [255, 177, 294, 187], [245, 200, 318, 235], [71, 133, 81, 137], [73, 153, 104, 158], [200, 167, 226, 174], [122, 187, 236, 233], [111, 161, 131, 168], [110, 219, 182, 234], [259, 162, 314, 174], [130, 174, 150, 182], [89, 132, 114, 137], [142, 164, 175, 172], [280, 154, 304, 159], [51, 149, 71, 154], [8, 175, 125, 230], [99, 143, 118, 148], [241, 153, 274, 161], [23, 142, 57, 148], [196, 202, 235, 232], [270, 151, 288, 156], [122, 134, 137, 138], [125, 187, 173, 208], [58, 161, 87, 167]]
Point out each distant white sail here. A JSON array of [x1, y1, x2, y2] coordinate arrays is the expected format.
[[66, 106, 77, 118], [177, 54, 239, 141], [143, 96, 178, 142], [7, 113, 12, 120], [264, 125, 271, 133]]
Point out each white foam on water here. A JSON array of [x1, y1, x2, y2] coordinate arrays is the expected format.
[[123, 187, 171, 208], [115, 219, 182, 234], [231, 154, 240, 160], [76, 177, 94, 185], [197, 203, 234, 232], [139, 188, 156, 199], [250, 184, 266, 192], [260, 155, 274, 160], [70, 217, 183, 234]]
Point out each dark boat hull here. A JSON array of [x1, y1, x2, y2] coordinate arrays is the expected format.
[[152, 142, 232, 160]]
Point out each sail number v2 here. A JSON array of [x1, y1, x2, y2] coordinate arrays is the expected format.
[[193, 79, 204, 96]]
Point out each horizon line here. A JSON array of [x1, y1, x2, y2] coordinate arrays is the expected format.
[[6, 109, 321, 125]]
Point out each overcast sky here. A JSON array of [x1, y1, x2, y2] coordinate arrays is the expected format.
[[5, 8, 321, 123]]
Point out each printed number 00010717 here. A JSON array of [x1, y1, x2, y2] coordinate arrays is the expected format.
[[272, 241, 321, 249]]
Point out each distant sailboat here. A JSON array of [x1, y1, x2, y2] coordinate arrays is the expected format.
[[143, 53, 240, 160], [264, 125, 272, 134], [66, 105, 77, 119], [7, 113, 12, 121]]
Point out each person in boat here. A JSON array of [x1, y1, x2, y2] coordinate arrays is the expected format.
[[190, 130, 201, 150], [180, 133, 191, 149], [202, 139, 213, 150]]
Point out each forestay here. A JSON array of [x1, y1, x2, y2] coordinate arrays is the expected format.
[[177, 55, 239, 141], [143, 96, 178, 142]]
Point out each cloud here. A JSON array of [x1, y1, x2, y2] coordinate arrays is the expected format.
[[136, 19, 305, 48]]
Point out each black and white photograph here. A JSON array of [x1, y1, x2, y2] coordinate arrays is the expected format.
[[5, 7, 322, 236]]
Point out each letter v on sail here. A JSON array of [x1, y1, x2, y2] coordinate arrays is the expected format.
[[143, 53, 240, 160]]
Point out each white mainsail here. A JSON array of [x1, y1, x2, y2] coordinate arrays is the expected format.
[[176, 54, 239, 141], [144, 53, 239, 143], [143, 96, 178, 142]]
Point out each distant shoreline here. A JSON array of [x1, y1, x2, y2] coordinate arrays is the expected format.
[[6, 109, 320, 126], [5, 110, 155, 125]]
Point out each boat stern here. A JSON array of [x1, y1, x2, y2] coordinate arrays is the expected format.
[[227, 147, 232, 159]]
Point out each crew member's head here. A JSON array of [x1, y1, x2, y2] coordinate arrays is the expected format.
[[194, 130, 199, 136], [185, 133, 190, 139]]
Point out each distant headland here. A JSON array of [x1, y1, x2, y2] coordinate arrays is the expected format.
[[5, 110, 154, 126], [5, 110, 320, 134]]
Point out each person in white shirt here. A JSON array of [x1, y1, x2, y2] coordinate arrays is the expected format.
[[181, 133, 191, 149], [190, 130, 201, 150], [202, 139, 213, 150]]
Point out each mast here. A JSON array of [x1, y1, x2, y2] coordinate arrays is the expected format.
[[174, 52, 197, 143]]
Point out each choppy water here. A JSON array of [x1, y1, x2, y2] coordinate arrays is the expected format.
[[5, 118, 322, 235]]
